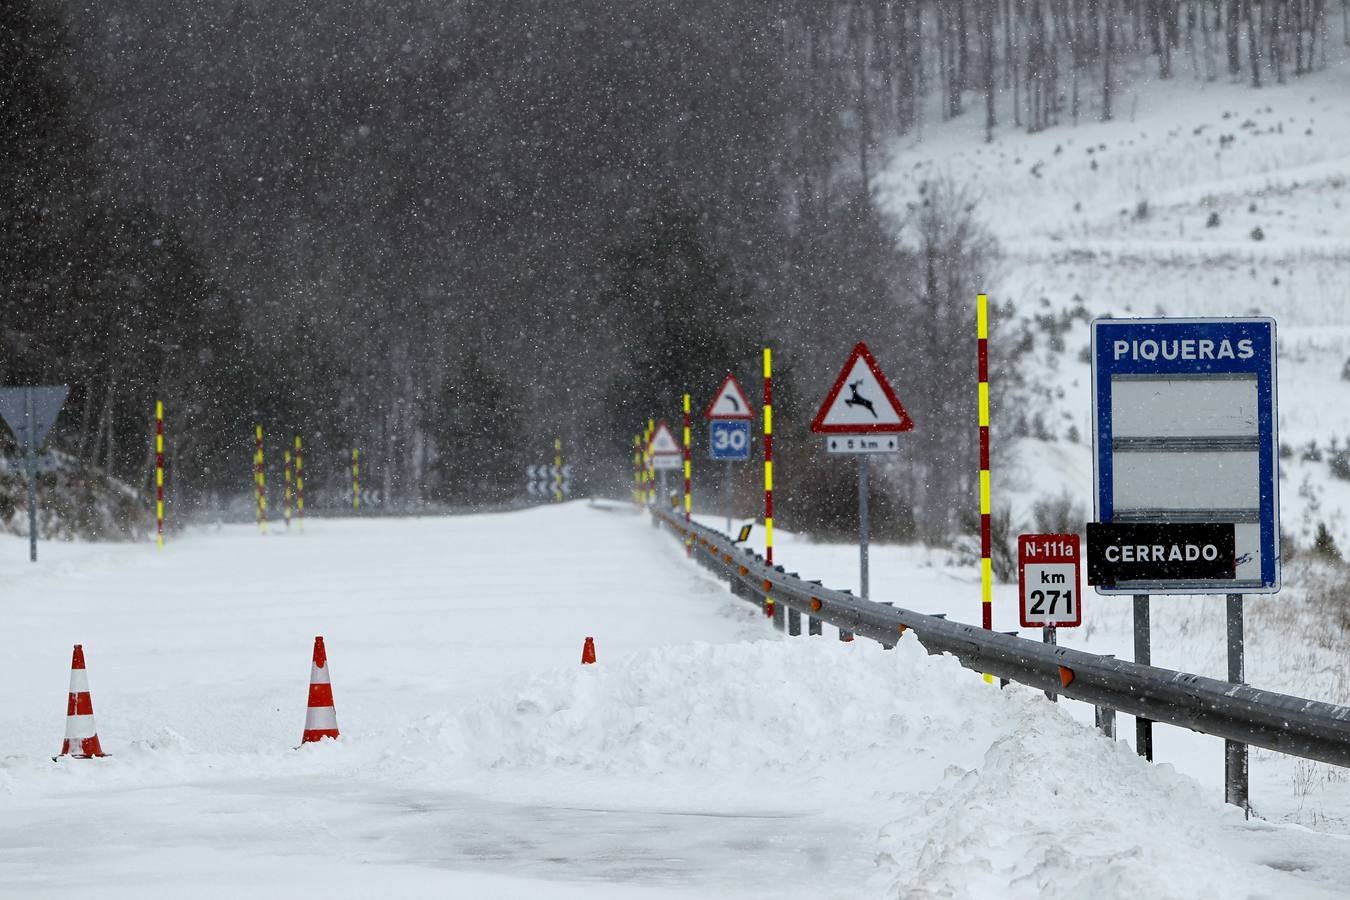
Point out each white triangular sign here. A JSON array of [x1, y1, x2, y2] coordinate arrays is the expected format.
[[811, 342, 914, 434], [705, 373, 754, 420], [648, 421, 681, 455]]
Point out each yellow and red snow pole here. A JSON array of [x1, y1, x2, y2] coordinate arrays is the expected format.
[[645, 419, 655, 505], [283, 449, 293, 529], [553, 438, 563, 503], [632, 434, 642, 504], [155, 400, 165, 549], [978, 293, 994, 682], [254, 425, 267, 534], [351, 448, 360, 512], [763, 347, 774, 619], [294, 436, 305, 531], [683, 393, 693, 556]]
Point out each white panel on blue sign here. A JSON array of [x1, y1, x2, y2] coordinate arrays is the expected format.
[[1091, 317, 1279, 594], [709, 420, 751, 461]]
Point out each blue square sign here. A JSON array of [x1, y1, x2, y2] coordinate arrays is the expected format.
[[1091, 317, 1279, 594], [709, 420, 751, 461]]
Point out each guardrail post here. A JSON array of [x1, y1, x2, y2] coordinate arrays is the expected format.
[[1226, 592, 1249, 815], [1133, 594, 1153, 762], [1095, 704, 1117, 739], [879, 602, 895, 649], [787, 574, 803, 635], [808, 581, 823, 635], [771, 566, 786, 631], [838, 590, 855, 642], [999, 631, 1017, 688], [1095, 654, 1117, 739]]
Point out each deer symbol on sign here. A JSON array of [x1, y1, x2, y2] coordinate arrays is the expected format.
[[844, 379, 877, 418]]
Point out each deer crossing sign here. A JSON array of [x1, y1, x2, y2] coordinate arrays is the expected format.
[[810, 342, 913, 453]]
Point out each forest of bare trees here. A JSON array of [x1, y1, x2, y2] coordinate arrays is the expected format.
[[1, 0, 1340, 537]]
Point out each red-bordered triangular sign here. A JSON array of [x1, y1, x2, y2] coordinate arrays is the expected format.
[[704, 373, 754, 420], [648, 420, 681, 454], [810, 342, 915, 434]]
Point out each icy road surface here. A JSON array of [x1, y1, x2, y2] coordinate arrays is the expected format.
[[2, 504, 1349, 898]]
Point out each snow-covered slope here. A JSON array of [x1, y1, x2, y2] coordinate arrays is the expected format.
[[876, 47, 1350, 552]]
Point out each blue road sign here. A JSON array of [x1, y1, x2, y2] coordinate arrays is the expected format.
[[709, 420, 751, 461], [1090, 317, 1279, 594]]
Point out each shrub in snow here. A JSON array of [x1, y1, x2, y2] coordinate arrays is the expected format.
[[1313, 522, 1342, 562], [1032, 490, 1085, 536], [1329, 450, 1350, 482]]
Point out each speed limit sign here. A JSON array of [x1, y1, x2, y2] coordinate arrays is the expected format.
[[709, 419, 751, 461], [1018, 534, 1082, 628]]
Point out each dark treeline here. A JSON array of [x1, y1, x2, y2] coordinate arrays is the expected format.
[[1, 0, 1331, 536]]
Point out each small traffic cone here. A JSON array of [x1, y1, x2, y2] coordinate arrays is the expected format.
[[58, 644, 107, 759], [581, 636, 596, 665], [300, 636, 339, 744]]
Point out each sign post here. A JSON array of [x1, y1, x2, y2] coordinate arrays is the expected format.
[[763, 349, 775, 623], [705, 372, 754, 536], [1018, 533, 1082, 702], [811, 342, 914, 619], [0, 386, 69, 562], [648, 419, 683, 504], [1089, 317, 1278, 810]]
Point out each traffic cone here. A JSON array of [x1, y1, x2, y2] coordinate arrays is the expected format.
[[300, 636, 339, 744], [581, 636, 596, 665], [58, 644, 107, 759]]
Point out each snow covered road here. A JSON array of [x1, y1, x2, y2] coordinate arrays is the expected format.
[[2, 504, 1349, 898]]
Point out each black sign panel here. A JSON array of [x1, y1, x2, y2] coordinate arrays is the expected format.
[[1086, 522, 1236, 585]]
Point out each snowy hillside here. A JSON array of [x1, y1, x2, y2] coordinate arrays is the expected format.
[[879, 44, 1350, 552]]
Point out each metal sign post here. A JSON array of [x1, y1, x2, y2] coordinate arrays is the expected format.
[[1042, 625, 1058, 701], [705, 373, 754, 539], [723, 460, 733, 535], [1018, 533, 1082, 704], [1227, 592, 1248, 813], [1089, 318, 1279, 804], [0, 386, 69, 562], [1134, 594, 1153, 761], [24, 391, 37, 562], [858, 455, 870, 600]]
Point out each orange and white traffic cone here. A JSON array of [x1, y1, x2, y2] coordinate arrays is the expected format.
[[58, 644, 107, 759], [300, 636, 339, 744], [581, 636, 596, 665]]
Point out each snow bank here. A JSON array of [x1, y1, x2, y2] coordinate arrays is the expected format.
[[436, 639, 999, 775]]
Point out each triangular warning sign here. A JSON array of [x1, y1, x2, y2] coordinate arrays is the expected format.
[[0, 386, 70, 452], [704, 373, 754, 420], [810, 342, 914, 434], [648, 421, 681, 455]]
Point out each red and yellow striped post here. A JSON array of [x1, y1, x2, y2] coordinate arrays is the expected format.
[[351, 448, 360, 511], [254, 425, 267, 534], [632, 434, 641, 504], [155, 400, 165, 549], [553, 438, 563, 503], [978, 293, 994, 681], [645, 419, 655, 505], [294, 436, 305, 531], [283, 449, 294, 529], [763, 347, 775, 619], [682, 393, 693, 556]]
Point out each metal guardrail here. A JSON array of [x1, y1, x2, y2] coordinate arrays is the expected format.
[[652, 509, 1350, 769]]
